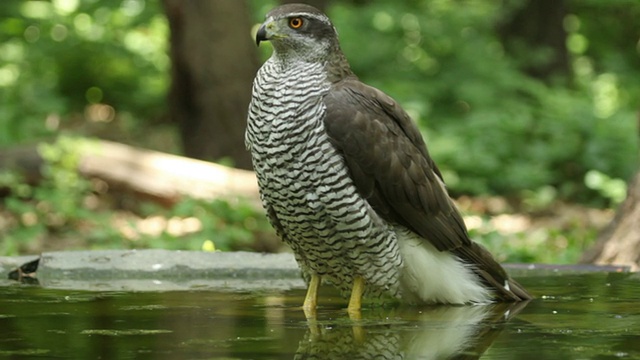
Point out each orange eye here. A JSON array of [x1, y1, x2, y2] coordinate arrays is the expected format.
[[289, 17, 304, 29]]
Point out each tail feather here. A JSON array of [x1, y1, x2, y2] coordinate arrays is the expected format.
[[507, 278, 533, 301], [455, 241, 533, 302]]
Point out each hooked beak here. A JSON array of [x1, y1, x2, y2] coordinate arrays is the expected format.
[[256, 18, 279, 46], [256, 23, 268, 46]]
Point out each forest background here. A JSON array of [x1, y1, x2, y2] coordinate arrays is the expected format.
[[0, 0, 638, 266]]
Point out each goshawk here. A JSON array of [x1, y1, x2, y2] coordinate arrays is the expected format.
[[246, 3, 531, 312]]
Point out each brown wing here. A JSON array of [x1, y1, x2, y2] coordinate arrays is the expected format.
[[323, 79, 468, 252], [323, 78, 532, 301]]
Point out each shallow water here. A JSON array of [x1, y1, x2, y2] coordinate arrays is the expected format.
[[1, 272, 639, 359]]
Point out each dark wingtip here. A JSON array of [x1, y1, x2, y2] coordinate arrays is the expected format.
[[508, 278, 534, 301]]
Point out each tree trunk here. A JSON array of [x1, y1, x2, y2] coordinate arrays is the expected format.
[[581, 112, 640, 270], [163, 0, 259, 169], [499, 0, 570, 81], [581, 171, 640, 270]]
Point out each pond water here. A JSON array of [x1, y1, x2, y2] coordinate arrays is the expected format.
[[1, 272, 639, 359]]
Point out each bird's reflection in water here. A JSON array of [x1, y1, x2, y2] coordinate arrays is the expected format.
[[294, 301, 528, 360]]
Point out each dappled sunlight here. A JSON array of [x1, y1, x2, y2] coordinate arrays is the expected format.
[[592, 73, 620, 119], [489, 214, 531, 235], [372, 11, 394, 32], [85, 104, 116, 123], [114, 214, 203, 241], [0, 64, 19, 87]]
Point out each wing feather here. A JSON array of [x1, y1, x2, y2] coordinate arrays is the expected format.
[[323, 78, 532, 301], [323, 79, 466, 252]]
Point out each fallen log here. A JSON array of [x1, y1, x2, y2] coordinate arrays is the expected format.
[[0, 138, 261, 207]]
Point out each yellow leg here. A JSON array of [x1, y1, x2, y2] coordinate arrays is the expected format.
[[302, 274, 321, 318], [347, 275, 365, 315], [348, 276, 365, 342]]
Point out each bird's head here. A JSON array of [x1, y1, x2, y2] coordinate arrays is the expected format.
[[256, 4, 339, 63]]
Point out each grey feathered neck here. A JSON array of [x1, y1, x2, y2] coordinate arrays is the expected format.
[[325, 43, 356, 83]]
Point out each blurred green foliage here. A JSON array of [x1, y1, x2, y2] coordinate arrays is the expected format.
[[469, 213, 600, 264], [0, 0, 169, 145], [0, 137, 100, 254], [327, 0, 639, 203]]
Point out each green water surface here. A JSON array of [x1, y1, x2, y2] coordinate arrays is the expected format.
[[1, 272, 639, 359]]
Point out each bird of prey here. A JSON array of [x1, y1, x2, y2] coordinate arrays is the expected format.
[[246, 3, 531, 312]]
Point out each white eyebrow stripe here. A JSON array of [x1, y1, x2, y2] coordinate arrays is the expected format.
[[285, 12, 331, 25]]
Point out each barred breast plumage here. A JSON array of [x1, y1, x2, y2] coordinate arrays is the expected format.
[[246, 3, 532, 312], [246, 58, 403, 298]]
